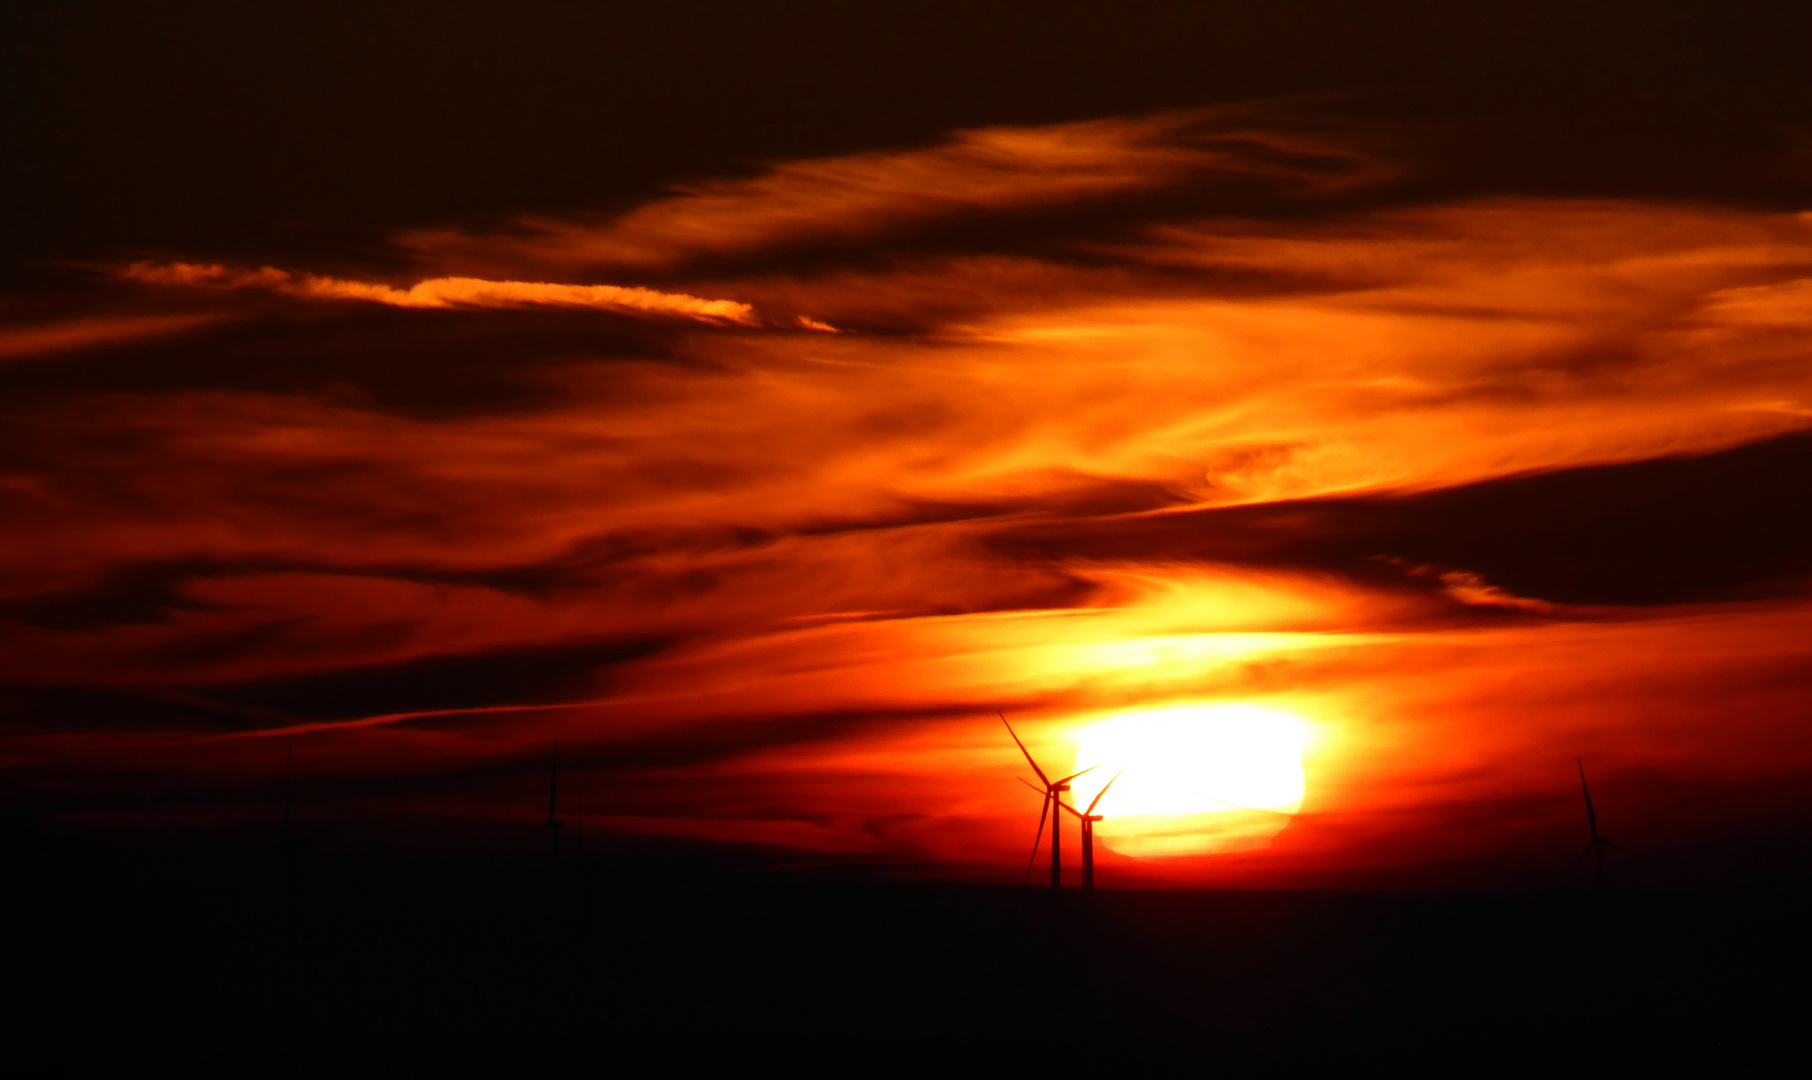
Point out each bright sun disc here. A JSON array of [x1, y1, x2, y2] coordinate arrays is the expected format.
[[1069, 704, 1310, 858]]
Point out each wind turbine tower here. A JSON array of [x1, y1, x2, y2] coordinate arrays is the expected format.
[[1057, 771, 1122, 890]]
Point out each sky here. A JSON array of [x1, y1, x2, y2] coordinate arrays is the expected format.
[[3, 1, 1811, 887]]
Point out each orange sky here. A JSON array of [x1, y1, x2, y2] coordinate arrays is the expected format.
[[3, 108, 1810, 886]]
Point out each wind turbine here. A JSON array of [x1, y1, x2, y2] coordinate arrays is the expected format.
[[1054, 770, 1122, 890], [1001, 712, 1097, 892], [1576, 757, 1621, 893]]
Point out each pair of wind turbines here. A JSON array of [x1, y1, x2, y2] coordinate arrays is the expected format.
[[1002, 713, 1121, 892]]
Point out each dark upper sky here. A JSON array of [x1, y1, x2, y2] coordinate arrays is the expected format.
[[6, 0, 1811, 281], [4, 1, 1811, 887]]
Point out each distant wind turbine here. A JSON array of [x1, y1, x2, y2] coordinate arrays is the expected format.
[[1002, 712, 1097, 892], [1576, 757, 1622, 893]]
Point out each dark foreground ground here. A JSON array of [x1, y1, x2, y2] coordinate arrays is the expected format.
[[4, 827, 1805, 1073]]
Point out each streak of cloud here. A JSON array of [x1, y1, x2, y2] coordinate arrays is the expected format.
[[117, 261, 759, 324], [0, 313, 224, 362], [398, 108, 1391, 273]]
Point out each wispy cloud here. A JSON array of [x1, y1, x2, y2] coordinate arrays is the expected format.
[[118, 261, 759, 324], [0, 312, 223, 362], [399, 108, 1391, 273]]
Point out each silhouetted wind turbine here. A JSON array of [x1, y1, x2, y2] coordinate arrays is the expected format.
[[1576, 757, 1621, 893], [1001, 712, 1097, 892], [1054, 770, 1122, 890]]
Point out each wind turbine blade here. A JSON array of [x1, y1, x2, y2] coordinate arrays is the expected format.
[[1085, 770, 1124, 815], [1053, 763, 1101, 786], [1022, 794, 1050, 883], [1576, 840, 1597, 861], [1016, 776, 1048, 797], [1577, 757, 1598, 836], [1053, 797, 1085, 820], [1000, 712, 1050, 786]]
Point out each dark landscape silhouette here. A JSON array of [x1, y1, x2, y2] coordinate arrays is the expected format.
[[0, 698, 1800, 1075], [5, 806, 1804, 1072]]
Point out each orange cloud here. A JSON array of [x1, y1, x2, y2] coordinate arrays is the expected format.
[[0, 312, 222, 362], [14, 198, 1812, 682], [118, 261, 759, 324], [717, 198, 1812, 505], [398, 108, 1390, 273]]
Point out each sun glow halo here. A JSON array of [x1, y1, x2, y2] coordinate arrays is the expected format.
[[1069, 704, 1310, 858]]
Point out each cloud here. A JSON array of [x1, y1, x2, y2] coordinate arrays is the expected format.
[[398, 107, 1391, 273], [722, 198, 1812, 507], [0, 313, 223, 362], [117, 261, 759, 324]]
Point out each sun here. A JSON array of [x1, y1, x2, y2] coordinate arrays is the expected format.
[[1068, 703, 1310, 858]]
